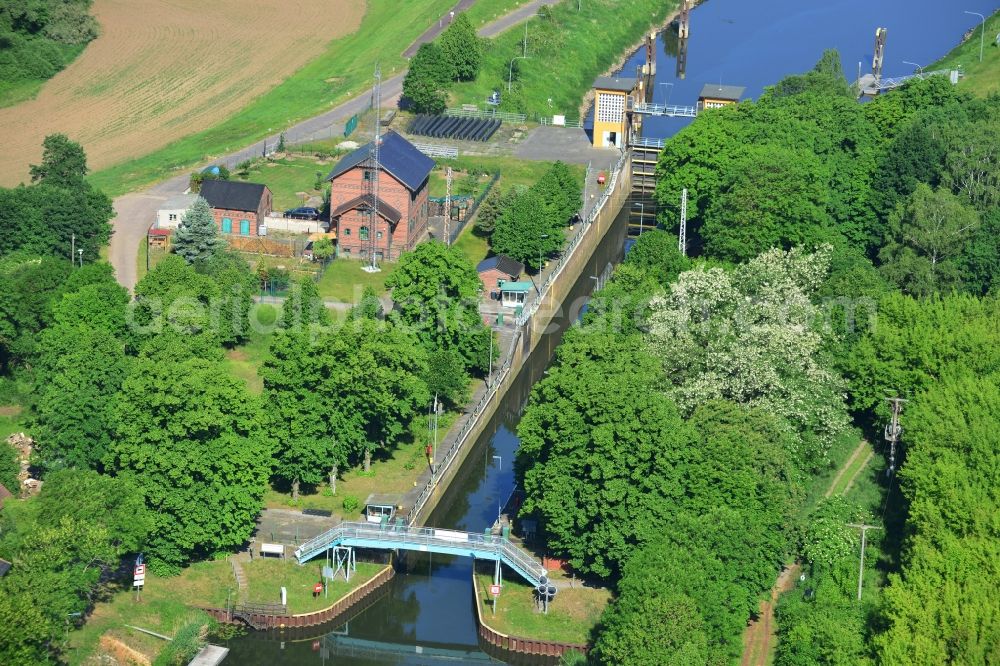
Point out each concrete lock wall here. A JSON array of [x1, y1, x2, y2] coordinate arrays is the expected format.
[[409, 154, 631, 528]]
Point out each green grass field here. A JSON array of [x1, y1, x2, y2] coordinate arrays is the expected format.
[[89, 0, 459, 197], [68, 556, 387, 664], [315, 258, 395, 303], [931, 10, 1000, 96], [237, 156, 333, 211], [475, 569, 609, 645], [450, 0, 679, 117]]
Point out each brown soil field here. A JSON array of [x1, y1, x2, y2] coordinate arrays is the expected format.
[[0, 0, 363, 186]]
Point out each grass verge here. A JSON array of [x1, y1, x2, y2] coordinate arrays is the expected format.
[[88, 0, 458, 197], [931, 10, 1000, 97], [242, 558, 385, 614], [450, 0, 680, 117], [474, 567, 609, 646], [315, 258, 395, 303]]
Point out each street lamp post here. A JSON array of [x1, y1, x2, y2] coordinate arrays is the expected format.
[[537, 233, 549, 288], [492, 455, 502, 527], [903, 60, 924, 74], [633, 201, 645, 233], [508, 56, 530, 92], [659, 82, 674, 106], [965, 11, 986, 63]]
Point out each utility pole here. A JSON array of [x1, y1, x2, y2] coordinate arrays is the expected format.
[[444, 166, 452, 245], [847, 523, 882, 600], [884, 397, 905, 476], [365, 64, 383, 273], [678, 188, 688, 256]]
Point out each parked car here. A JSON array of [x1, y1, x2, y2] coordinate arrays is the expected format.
[[284, 206, 320, 220]]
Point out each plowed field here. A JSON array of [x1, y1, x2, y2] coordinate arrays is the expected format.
[[0, 0, 363, 186]]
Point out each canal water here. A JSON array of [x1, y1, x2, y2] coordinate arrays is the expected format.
[[221, 1, 990, 662]]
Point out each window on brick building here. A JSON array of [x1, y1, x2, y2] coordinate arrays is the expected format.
[[240, 219, 250, 236], [359, 226, 369, 241], [376, 231, 383, 239], [222, 217, 232, 233]]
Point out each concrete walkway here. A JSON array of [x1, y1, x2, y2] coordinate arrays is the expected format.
[[109, 1, 561, 291]]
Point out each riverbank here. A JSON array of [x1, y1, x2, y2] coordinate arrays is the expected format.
[[450, 0, 682, 119], [931, 9, 1000, 96]]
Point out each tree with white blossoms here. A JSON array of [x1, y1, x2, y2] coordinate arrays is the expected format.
[[173, 196, 225, 265], [646, 245, 847, 470]]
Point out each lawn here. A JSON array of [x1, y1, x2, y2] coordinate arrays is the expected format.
[[68, 555, 388, 663], [475, 568, 609, 646], [450, 0, 680, 118], [68, 559, 231, 665], [223, 317, 276, 395], [242, 558, 385, 614], [453, 223, 492, 266], [89, 0, 459, 197], [235, 156, 335, 211], [0, 405, 24, 441], [931, 10, 1000, 96], [315, 258, 395, 303], [464, 0, 535, 30], [264, 408, 460, 515]]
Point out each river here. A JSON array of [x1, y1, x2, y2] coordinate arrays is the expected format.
[[220, 1, 991, 662]]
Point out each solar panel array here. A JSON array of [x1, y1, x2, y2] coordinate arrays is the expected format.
[[408, 115, 501, 142]]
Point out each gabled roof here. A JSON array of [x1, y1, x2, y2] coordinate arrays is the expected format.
[[477, 255, 524, 277], [698, 83, 745, 101], [330, 194, 402, 224], [326, 131, 434, 192], [594, 76, 637, 93], [199, 180, 268, 213]]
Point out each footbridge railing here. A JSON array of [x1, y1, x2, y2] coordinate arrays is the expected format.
[[294, 522, 548, 587]]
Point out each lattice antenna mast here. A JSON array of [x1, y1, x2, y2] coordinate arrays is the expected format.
[[444, 167, 452, 245], [678, 188, 688, 256], [367, 63, 383, 272], [884, 397, 905, 476]]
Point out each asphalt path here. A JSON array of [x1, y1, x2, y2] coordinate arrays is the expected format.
[[109, 0, 564, 291]]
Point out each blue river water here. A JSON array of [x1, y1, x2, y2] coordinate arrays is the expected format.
[[220, 1, 991, 663]]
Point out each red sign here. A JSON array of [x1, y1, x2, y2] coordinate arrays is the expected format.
[[490, 584, 501, 596], [134, 564, 146, 576], [313, 583, 323, 594]]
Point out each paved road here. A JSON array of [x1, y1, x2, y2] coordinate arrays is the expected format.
[[108, 0, 565, 291]]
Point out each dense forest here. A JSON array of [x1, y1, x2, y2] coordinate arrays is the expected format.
[[515, 51, 999, 664], [0, 0, 99, 104]]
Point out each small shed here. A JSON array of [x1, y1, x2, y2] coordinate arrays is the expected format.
[[497, 280, 532, 308], [477, 255, 524, 298], [364, 493, 402, 524], [156, 193, 198, 230], [147, 227, 171, 249], [698, 83, 745, 110]]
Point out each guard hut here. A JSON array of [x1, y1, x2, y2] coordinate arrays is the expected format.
[[364, 494, 401, 525], [498, 280, 532, 308], [697, 83, 745, 111], [592, 76, 639, 149]]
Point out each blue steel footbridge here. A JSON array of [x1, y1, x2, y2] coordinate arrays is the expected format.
[[293, 522, 549, 587]]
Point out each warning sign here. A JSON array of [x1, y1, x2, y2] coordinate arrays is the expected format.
[[490, 584, 501, 596]]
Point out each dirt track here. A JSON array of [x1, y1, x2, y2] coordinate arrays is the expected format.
[[741, 439, 873, 665], [0, 0, 362, 186]]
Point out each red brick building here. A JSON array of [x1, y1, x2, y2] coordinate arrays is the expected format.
[[477, 255, 525, 299], [327, 131, 434, 261], [199, 180, 273, 237]]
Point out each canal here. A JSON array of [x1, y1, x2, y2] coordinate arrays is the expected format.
[[221, 1, 991, 662]]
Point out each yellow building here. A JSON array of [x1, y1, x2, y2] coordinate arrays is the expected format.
[[697, 83, 745, 110], [592, 76, 638, 149]]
